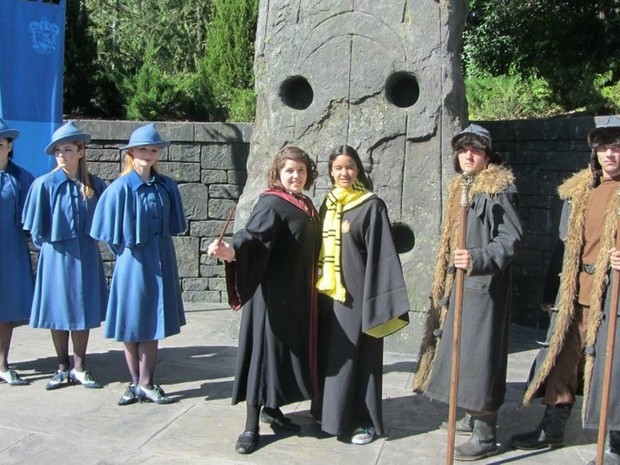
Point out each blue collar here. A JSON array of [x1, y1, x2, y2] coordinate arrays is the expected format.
[[49, 168, 73, 187], [126, 169, 163, 191]]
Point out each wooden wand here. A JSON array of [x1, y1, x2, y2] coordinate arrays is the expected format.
[[446, 172, 474, 465], [595, 190, 620, 465], [217, 205, 236, 243]]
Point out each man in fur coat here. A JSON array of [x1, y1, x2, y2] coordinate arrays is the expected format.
[[510, 116, 620, 465], [413, 124, 523, 461]]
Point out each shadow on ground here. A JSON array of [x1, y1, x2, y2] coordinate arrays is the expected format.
[[13, 344, 238, 401]]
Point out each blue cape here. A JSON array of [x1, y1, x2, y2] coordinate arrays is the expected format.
[[91, 170, 186, 254], [22, 169, 106, 247]]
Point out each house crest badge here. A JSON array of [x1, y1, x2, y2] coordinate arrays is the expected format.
[[29, 17, 60, 55]]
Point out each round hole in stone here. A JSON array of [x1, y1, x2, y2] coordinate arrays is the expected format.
[[279, 76, 314, 110], [385, 72, 420, 108], [391, 222, 415, 254]]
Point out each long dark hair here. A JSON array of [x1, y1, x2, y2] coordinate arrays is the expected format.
[[327, 145, 372, 190]]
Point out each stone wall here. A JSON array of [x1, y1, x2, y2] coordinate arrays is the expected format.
[[74, 116, 604, 351]]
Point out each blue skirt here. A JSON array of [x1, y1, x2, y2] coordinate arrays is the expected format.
[[30, 236, 107, 330], [104, 235, 185, 342]]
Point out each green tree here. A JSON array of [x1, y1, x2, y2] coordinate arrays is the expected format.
[[63, 0, 100, 116], [464, 0, 620, 116], [124, 44, 189, 120], [70, 0, 216, 120], [202, 0, 258, 121]]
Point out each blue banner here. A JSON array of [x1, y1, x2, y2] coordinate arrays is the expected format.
[[0, 0, 66, 176]]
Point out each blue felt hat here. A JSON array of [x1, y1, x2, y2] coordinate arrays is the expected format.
[[0, 118, 19, 140], [451, 123, 492, 150], [588, 115, 620, 147], [120, 124, 169, 151], [45, 121, 91, 155]]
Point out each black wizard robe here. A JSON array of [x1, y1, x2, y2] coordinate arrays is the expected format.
[[227, 191, 321, 408], [312, 195, 410, 437]]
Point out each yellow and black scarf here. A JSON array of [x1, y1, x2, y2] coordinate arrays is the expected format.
[[317, 180, 374, 301]]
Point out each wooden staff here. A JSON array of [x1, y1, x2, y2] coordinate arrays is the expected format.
[[595, 192, 620, 465], [446, 172, 474, 465]]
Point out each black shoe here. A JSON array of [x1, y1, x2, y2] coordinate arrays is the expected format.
[[117, 384, 139, 406], [510, 426, 564, 450], [261, 407, 301, 432], [235, 430, 259, 454]]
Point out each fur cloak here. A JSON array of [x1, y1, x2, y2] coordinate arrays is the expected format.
[[522, 169, 620, 427], [413, 164, 521, 412]]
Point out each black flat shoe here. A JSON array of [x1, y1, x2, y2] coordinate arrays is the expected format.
[[261, 408, 301, 432], [235, 430, 259, 454]]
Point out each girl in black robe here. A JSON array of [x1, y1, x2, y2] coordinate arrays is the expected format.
[[311, 145, 410, 445], [207, 146, 320, 454]]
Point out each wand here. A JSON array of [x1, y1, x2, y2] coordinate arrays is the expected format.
[[217, 205, 236, 243]]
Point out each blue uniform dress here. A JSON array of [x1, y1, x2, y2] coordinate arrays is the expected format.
[[22, 169, 107, 330], [0, 161, 35, 323], [90, 170, 186, 342]]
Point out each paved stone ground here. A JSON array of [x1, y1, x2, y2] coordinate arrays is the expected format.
[[0, 304, 600, 464]]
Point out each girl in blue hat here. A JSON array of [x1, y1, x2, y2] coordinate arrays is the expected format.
[[91, 123, 186, 406], [22, 121, 108, 390], [0, 119, 35, 386]]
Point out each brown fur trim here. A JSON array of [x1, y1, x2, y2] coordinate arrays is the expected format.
[[557, 169, 592, 201], [521, 169, 620, 416], [413, 165, 516, 391]]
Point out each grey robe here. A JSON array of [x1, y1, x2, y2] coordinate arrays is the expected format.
[[422, 176, 522, 412]]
